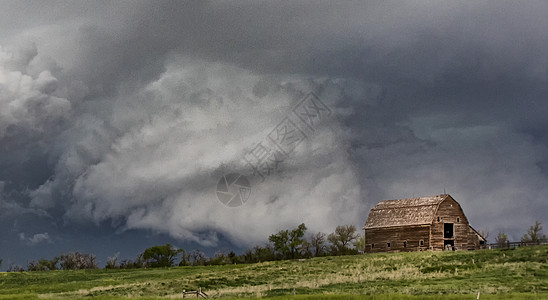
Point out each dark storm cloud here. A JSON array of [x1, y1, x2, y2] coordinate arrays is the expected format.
[[1, 1, 548, 267]]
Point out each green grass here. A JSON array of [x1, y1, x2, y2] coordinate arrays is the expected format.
[[0, 246, 547, 299]]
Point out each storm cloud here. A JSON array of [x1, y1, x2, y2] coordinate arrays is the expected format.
[[1, 1, 548, 267]]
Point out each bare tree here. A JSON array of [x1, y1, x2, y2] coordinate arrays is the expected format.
[[59, 252, 98, 270], [105, 253, 119, 269], [479, 230, 490, 243], [328, 225, 359, 255], [310, 232, 326, 257], [179, 250, 191, 266], [495, 231, 508, 248], [300, 239, 312, 258], [522, 221, 547, 244], [7, 265, 24, 272], [189, 250, 208, 266]]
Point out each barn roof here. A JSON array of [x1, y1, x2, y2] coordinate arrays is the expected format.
[[364, 194, 450, 229]]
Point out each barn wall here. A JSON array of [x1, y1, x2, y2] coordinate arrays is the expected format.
[[364, 225, 430, 253], [467, 227, 483, 250], [431, 197, 476, 250]]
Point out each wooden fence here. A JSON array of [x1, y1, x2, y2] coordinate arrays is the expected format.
[[485, 241, 547, 249], [182, 287, 208, 298]]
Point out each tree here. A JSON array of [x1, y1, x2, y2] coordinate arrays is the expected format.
[[41, 258, 59, 271], [27, 258, 58, 271], [310, 232, 326, 257], [7, 265, 24, 272], [119, 259, 137, 269], [242, 248, 255, 263], [328, 225, 359, 255], [300, 239, 312, 258], [354, 235, 366, 254], [228, 251, 237, 264], [495, 232, 508, 248], [178, 250, 191, 266], [269, 223, 307, 260], [59, 252, 97, 270], [207, 250, 239, 265], [288, 223, 308, 259], [253, 244, 276, 262], [27, 257, 59, 272], [240, 245, 276, 264], [521, 221, 547, 244], [269, 229, 290, 259], [189, 250, 208, 266], [27, 260, 42, 271], [105, 253, 119, 269], [142, 244, 183, 268], [118, 253, 147, 269], [479, 230, 490, 243]]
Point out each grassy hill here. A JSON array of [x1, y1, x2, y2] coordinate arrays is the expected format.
[[0, 246, 547, 299]]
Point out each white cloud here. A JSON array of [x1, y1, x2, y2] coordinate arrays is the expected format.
[[0, 45, 70, 139], [19, 232, 52, 246]]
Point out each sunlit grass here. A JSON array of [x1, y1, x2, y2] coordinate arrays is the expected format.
[[0, 246, 547, 299]]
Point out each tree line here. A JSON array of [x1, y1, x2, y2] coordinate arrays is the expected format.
[[492, 221, 547, 248], [1, 224, 365, 271], [1, 221, 545, 272]]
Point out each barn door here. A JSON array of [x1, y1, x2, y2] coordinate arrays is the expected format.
[[444, 240, 455, 251], [444, 223, 454, 239]]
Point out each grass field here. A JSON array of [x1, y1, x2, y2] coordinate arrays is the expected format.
[[0, 246, 547, 299]]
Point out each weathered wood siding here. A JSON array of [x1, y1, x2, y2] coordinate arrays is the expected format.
[[467, 227, 483, 250], [364, 225, 430, 253], [363, 195, 482, 253], [430, 197, 474, 250]]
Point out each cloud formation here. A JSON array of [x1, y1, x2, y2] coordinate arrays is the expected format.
[[32, 59, 363, 246], [1, 1, 548, 266], [0, 45, 70, 139]]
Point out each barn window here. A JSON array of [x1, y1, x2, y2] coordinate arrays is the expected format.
[[387, 242, 391, 248], [437, 216, 440, 222], [403, 241, 407, 248], [371, 243, 375, 249], [420, 240, 424, 247], [457, 217, 460, 223]]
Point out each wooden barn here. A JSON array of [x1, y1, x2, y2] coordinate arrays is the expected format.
[[363, 194, 485, 253]]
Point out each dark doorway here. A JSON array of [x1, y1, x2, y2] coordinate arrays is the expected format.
[[444, 240, 455, 250], [444, 223, 454, 238]]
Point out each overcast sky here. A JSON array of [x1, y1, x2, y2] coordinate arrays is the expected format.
[[1, 0, 548, 268]]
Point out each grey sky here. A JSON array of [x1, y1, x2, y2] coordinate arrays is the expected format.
[[1, 1, 548, 268]]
